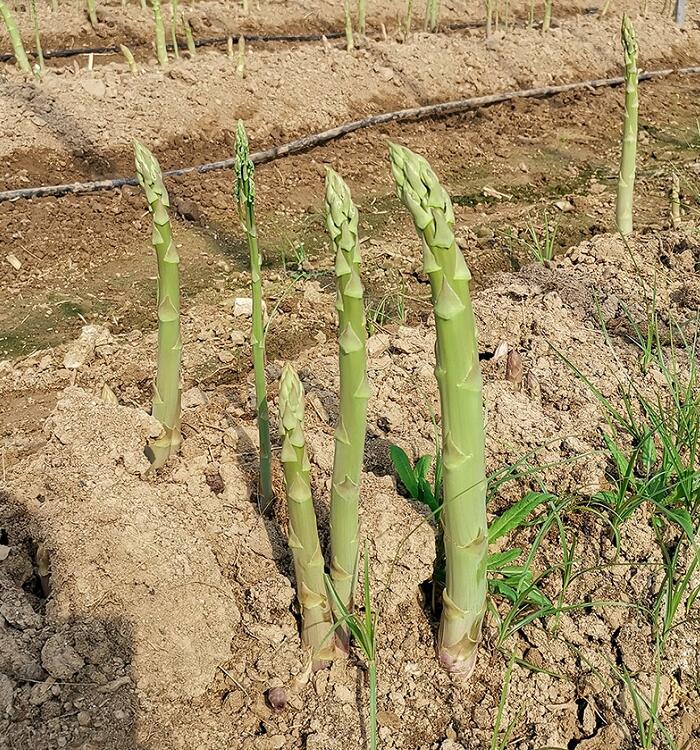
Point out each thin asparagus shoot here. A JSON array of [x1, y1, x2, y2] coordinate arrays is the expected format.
[[615, 14, 639, 236], [425, 0, 439, 32], [0, 0, 30, 73], [183, 15, 196, 56], [325, 168, 369, 651], [403, 0, 414, 35], [134, 141, 183, 470], [86, 0, 98, 27], [150, 0, 168, 66], [344, 0, 354, 51], [120, 43, 139, 74], [389, 143, 488, 677], [235, 121, 274, 513], [170, 0, 180, 59], [542, 0, 552, 31], [227, 35, 234, 59], [236, 35, 246, 77], [279, 364, 334, 669], [29, 0, 44, 76], [357, 0, 366, 35]]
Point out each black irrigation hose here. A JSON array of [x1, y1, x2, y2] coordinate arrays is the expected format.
[[2, 65, 700, 203], [0, 21, 481, 63]]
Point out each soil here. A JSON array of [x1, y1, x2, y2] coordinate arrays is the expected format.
[[2, 2, 700, 749]]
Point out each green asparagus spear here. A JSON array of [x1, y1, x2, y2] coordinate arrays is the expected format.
[[279, 364, 335, 668], [29, 0, 43, 76], [170, 0, 180, 59], [120, 44, 139, 74], [325, 168, 369, 651], [615, 14, 638, 236], [671, 172, 681, 228], [343, 0, 354, 50], [235, 122, 274, 513], [183, 15, 196, 56], [0, 0, 31, 74], [86, 0, 98, 27], [357, 0, 366, 35], [389, 143, 487, 677], [150, 0, 168, 66], [134, 141, 183, 470]]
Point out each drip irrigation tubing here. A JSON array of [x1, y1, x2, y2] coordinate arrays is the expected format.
[[0, 21, 481, 63], [2, 64, 700, 203]]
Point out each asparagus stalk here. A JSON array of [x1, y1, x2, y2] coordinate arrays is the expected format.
[[542, 0, 552, 31], [343, 0, 354, 51], [389, 144, 487, 677], [134, 141, 183, 470], [29, 0, 44, 77], [86, 0, 98, 27], [425, 0, 439, 32], [325, 168, 369, 651], [183, 15, 196, 56], [357, 0, 366, 35], [227, 35, 234, 59], [279, 364, 334, 668], [0, 0, 31, 74], [235, 121, 274, 513], [236, 35, 246, 77], [170, 0, 180, 59], [403, 0, 413, 35], [150, 0, 168, 66], [120, 43, 139, 74], [615, 14, 638, 237]]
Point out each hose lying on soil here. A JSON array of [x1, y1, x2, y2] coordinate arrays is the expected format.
[[2, 65, 699, 203]]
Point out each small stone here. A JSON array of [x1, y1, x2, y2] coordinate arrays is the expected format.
[[233, 298, 253, 317], [80, 78, 106, 99], [30, 678, 56, 706], [0, 545, 10, 561], [266, 686, 287, 712], [0, 674, 13, 714], [41, 633, 85, 679], [6, 253, 21, 270], [63, 325, 111, 370], [553, 199, 574, 212], [230, 330, 245, 346], [77, 710, 91, 726], [181, 387, 207, 409], [334, 684, 354, 704], [218, 351, 234, 363]]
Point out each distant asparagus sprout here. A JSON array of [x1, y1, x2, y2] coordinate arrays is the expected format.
[[120, 44, 139, 74], [183, 15, 196, 56], [615, 14, 638, 237], [403, 0, 413, 35], [86, 0, 98, 27], [236, 35, 246, 77], [150, 0, 168, 66], [170, 0, 180, 60], [52, 0, 57, 11], [242, 0, 249, 12], [542, 0, 552, 31], [671, 173, 681, 228], [134, 141, 183, 470], [425, 0, 439, 32], [279, 364, 334, 668], [357, 0, 366, 35], [343, 0, 354, 51], [235, 121, 274, 513], [0, 0, 31, 74], [29, 0, 44, 76], [140, 0, 146, 9], [227, 35, 234, 59], [674, 0, 685, 26], [325, 168, 369, 651], [485, 0, 494, 36], [389, 143, 487, 677]]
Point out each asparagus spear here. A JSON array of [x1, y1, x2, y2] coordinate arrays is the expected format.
[[183, 15, 196, 56], [29, 0, 44, 76], [325, 168, 369, 651], [542, 0, 552, 31], [389, 143, 487, 677], [235, 121, 274, 513], [120, 44, 139, 74], [279, 364, 334, 669], [343, 0, 354, 51], [615, 14, 638, 236], [357, 0, 366, 35], [671, 172, 681, 228], [150, 0, 169, 66], [170, 0, 180, 60], [0, 0, 31, 74], [86, 0, 98, 27], [134, 141, 183, 470]]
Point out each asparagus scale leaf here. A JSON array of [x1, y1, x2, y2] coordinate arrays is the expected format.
[[235, 121, 274, 513], [389, 143, 488, 677], [615, 14, 639, 236], [134, 140, 183, 470], [325, 168, 369, 651], [279, 364, 335, 669]]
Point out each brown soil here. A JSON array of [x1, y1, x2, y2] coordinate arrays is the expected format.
[[2, 3, 700, 749]]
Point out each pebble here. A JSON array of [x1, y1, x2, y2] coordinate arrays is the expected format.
[[80, 78, 106, 99], [334, 684, 354, 704], [41, 633, 85, 680], [77, 710, 91, 726], [233, 298, 253, 317]]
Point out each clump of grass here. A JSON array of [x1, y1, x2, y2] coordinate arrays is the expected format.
[[507, 211, 559, 263]]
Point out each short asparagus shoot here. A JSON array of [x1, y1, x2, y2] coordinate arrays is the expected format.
[[325, 168, 369, 651], [671, 172, 681, 228], [183, 15, 196, 56], [425, 0, 439, 32], [542, 0, 552, 31], [235, 122, 274, 513], [325, 545, 377, 750], [236, 35, 246, 77], [357, 0, 366, 35], [150, 0, 169, 66], [170, 0, 180, 60], [29, 0, 44, 76], [86, 0, 98, 27], [389, 143, 488, 677], [120, 44, 139, 74], [134, 141, 183, 470], [343, 0, 354, 51], [615, 14, 638, 236], [0, 0, 31, 74], [279, 364, 334, 669]]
